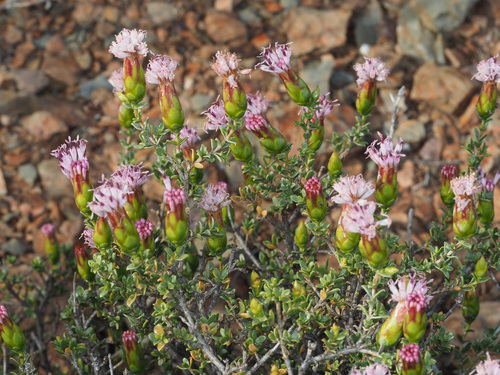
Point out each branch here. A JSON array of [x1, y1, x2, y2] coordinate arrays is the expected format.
[[389, 86, 405, 139], [489, 266, 500, 292]]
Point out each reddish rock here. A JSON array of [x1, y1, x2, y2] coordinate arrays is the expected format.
[[418, 137, 443, 161], [205, 10, 247, 44], [397, 160, 415, 191], [21, 111, 68, 141], [11, 40, 36, 69], [41, 52, 80, 86]]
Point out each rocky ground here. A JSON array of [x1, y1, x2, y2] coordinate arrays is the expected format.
[[1, 0, 500, 371]]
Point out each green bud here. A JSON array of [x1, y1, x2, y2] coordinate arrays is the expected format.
[[377, 302, 404, 348], [292, 280, 306, 297], [355, 80, 376, 116], [462, 290, 480, 325], [123, 56, 146, 103], [118, 103, 134, 130], [222, 205, 235, 227], [122, 331, 145, 374], [93, 217, 113, 248], [475, 255, 488, 279], [74, 180, 93, 215], [206, 225, 227, 255], [75, 244, 93, 282], [159, 83, 184, 133], [229, 129, 253, 163], [294, 220, 309, 250], [335, 225, 360, 253], [284, 77, 312, 106], [359, 233, 389, 268], [307, 126, 324, 153], [477, 81, 498, 120], [327, 150, 342, 178], [478, 194, 495, 227], [165, 210, 188, 244], [112, 214, 141, 256], [0, 306, 26, 354], [453, 205, 477, 238], [251, 271, 261, 290], [183, 243, 200, 278]]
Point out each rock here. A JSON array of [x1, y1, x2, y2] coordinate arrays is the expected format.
[[0, 90, 37, 117], [11, 40, 36, 69], [38, 159, 73, 199], [418, 137, 442, 161], [2, 239, 28, 256], [0, 169, 7, 196], [103, 6, 120, 23], [284, 7, 351, 55], [330, 71, 355, 89], [301, 58, 335, 95], [191, 94, 215, 113], [21, 111, 67, 141], [205, 10, 247, 44], [18, 164, 38, 185], [397, 5, 437, 61], [214, 0, 233, 12], [412, 0, 479, 33], [394, 119, 426, 143], [410, 62, 474, 115], [6, 24, 23, 44], [281, 0, 300, 7], [397, 160, 415, 191], [146, 2, 180, 25], [238, 7, 262, 27], [73, 49, 93, 71], [41, 52, 80, 87], [79, 75, 113, 100], [354, 0, 383, 46], [13, 69, 50, 94]]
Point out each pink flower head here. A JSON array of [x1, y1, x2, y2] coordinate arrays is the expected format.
[[352, 363, 390, 375], [109, 28, 148, 59], [255, 42, 293, 75], [162, 174, 186, 214], [473, 353, 500, 375], [135, 218, 154, 240], [400, 343, 420, 362], [353, 57, 390, 87], [472, 55, 500, 83], [112, 163, 151, 191], [51, 136, 90, 182], [478, 168, 500, 193], [450, 173, 481, 211], [246, 92, 271, 116], [202, 96, 229, 131], [342, 201, 391, 240], [172, 125, 200, 151], [41, 223, 55, 237], [80, 227, 96, 249], [145, 54, 178, 85], [0, 305, 14, 333], [388, 272, 432, 304], [216, 181, 228, 193], [109, 68, 123, 92], [441, 165, 458, 184], [245, 113, 267, 133], [211, 51, 240, 80], [198, 183, 230, 212], [305, 176, 323, 200], [366, 132, 405, 171], [331, 174, 375, 205], [303, 93, 340, 120], [405, 290, 427, 312], [122, 330, 138, 352], [88, 178, 131, 218]]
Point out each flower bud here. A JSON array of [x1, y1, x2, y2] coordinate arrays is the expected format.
[[159, 82, 184, 133], [475, 255, 488, 279], [327, 150, 342, 178], [294, 220, 309, 250], [245, 114, 287, 155], [307, 125, 324, 153], [229, 129, 253, 162], [335, 223, 360, 253], [359, 232, 389, 268], [450, 174, 481, 238], [118, 103, 135, 130], [304, 176, 327, 223], [251, 271, 261, 291], [356, 80, 377, 115], [353, 57, 390, 116], [122, 330, 145, 374], [41, 223, 60, 265], [377, 302, 404, 348], [135, 219, 155, 256], [93, 217, 113, 248], [163, 178, 188, 245], [400, 344, 424, 375], [292, 280, 306, 297], [123, 56, 146, 103], [462, 290, 480, 325], [440, 165, 457, 208], [477, 81, 498, 120], [206, 224, 227, 255], [0, 305, 26, 354], [75, 244, 93, 282], [403, 291, 427, 342]]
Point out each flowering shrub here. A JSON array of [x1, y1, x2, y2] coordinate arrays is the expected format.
[[1, 30, 500, 375]]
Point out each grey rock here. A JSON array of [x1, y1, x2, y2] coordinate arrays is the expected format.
[[397, 5, 437, 61], [2, 239, 28, 256], [0, 90, 37, 117], [146, 2, 179, 25], [354, 0, 383, 46], [412, 0, 479, 33], [33, 33, 52, 49], [281, 0, 300, 8], [301, 59, 335, 95], [394, 119, 426, 143], [238, 7, 262, 27], [330, 71, 355, 89], [38, 159, 73, 199], [79, 75, 112, 99], [13, 69, 50, 94], [191, 94, 215, 113], [18, 163, 38, 184]]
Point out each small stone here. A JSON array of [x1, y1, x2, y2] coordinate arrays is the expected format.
[[18, 164, 38, 185], [2, 239, 28, 256], [354, 0, 383, 46], [0, 169, 7, 196], [214, 0, 233, 12], [38, 159, 73, 199], [238, 7, 262, 27], [6, 24, 23, 44], [301, 58, 335, 96], [11, 40, 36, 69], [418, 137, 442, 161], [410, 62, 474, 115], [146, 2, 179, 25], [41, 52, 80, 86], [21, 111, 68, 141], [79, 75, 112, 100], [73, 49, 93, 71], [45, 35, 65, 53], [397, 160, 415, 191], [0, 90, 37, 116], [103, 6, 120, 23], [205, 10, 247, 44], [284, 7, 351, 55], [394, 119, 426, 143], [13, 69, 50, 94], [191, 94, 215, 113], [281, 0, 300, 7]]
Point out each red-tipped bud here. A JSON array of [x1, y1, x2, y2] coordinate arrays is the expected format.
[[400, 344, 424, 375], [41, 223, 60, 265], [304, 176, 327, 222], [93, 217, 113, 248], [328, 150, 342, 178], [403, 290, 427, 342], [377, 301, 405, 348], [245, 114, 287, 155], [440, 165, 457, 208], [0, 305, 26, 354], [135, 218, 155, 257], [229, 128, 254, 162], [122, 330, 145, 374], [75, 244, 93, 282]]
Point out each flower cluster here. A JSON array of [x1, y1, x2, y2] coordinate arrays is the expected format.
[[351, 363, 390, 375], [331, 174, 375, 206], [109, 29, 148, 58], [203, 97, 229, 131], [342, 201, 391, 241], [473, 353, 500, 375], [145, 54, 178, 85], [472, 55, 500, 83], [353, 57, 390, 86], [199, 183, 230, 212]]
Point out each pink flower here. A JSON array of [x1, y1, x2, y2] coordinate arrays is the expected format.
[[473, 353, 500, 375], [472, 55, 500, 83], [51, 136, 90, 182], [305, 176, 323, 199], [405, 290, 427, 312], [112, 163, 151, 191], [245, 113, 267, 134], [216, 181, 228, 193], [366, 132, 405, 170], [109, 28, 148, 59], [353, 57, 390, 86], [255, 42, 294, 75], [450, 173, 481, 211], [441, 165, 458, 184], [41, 223, 55, 237], [135, 218, 154, 240], [388, 272, 432, 304], [108, 68, 123, 92], [351, 363, 390, 375], [199, 183, 230, 212], [400, 343, 420, 362], [210, 51, 240, 84], [162, 175, 186, 214], [246, 92, 271, 116], [80, 227, 96, 249], [478, 168, 500, 193], [202, 97, 229, 131], [341, 201, 391, 240], [303, 93, 340, 119], [145, 54, 178, 85], [331, 174, 375, 205], [88, 178, 131, 218], [172, 125, 200, 151]]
